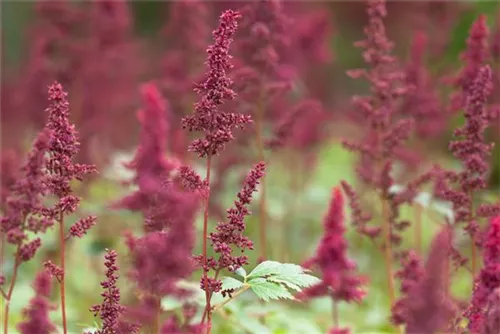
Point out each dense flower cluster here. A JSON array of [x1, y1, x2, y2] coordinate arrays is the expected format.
[[40, 83, 97, 245], [450, 15, 490, 113], [0, 129, 52, 254], [343, 0, 411, 185], [436, 66, 498, 234], [403, 228, 455, 333], [198, 161, 266, 292], [3, 2, 500, 334], [391, 250, 425, 325], [401, 31, 445, 139], [117, 83, 198, 233], [181, 10, 251, 157], [161, 1, 212, 158], [466, 216, 500, 331], [17, 271, 56, 334], [89, 249, 138, 334], [301, 187, 366, 303]]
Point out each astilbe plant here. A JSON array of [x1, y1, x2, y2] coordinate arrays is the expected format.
[[87, 249, 138, 334], [1, 83, 96, 333], [435, 65, 499, 276], [116, 83, 199, 331], [341, 0, 419, 315], [401, 31, 446, 140], [235, 0, 326, 260], [466, 215, 500, 332], [17, 271, 56, 334], [300, 187, 366, 334], [0, 129, 52, 333], [160, 0, 212, 159], [41, 82, 97, 333], [449, 15, 490, 114], [1, 82, 96, 334], [391, 227, 455, 333], [180, 9, 270, 333]]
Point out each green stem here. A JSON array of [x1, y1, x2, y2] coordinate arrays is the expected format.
[[212, 284, 250, 313]]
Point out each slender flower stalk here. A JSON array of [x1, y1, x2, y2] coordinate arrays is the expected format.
[[342, 0, 412, 313], [436, 65, 499, 279], [181, 10, 250, 334], [42, 82, 97, 333], [88, 249, 138, 334]]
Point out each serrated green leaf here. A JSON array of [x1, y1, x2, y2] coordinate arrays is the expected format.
[[249, 278, 295, 302], [247, 261, 283, 279], [275, 273, 321, 288], [268, 277, 302, 291], [221, 276, 244, 291]]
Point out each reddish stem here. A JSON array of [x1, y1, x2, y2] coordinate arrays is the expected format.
[[381, 198, 396, 307], [59, 212, 68, 334], [332, 296, 339, 329], [201, 155, 213, 333], [2, 246, 21, 334]]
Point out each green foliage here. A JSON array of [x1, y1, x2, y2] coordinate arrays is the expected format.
[[221, 277, 245, 291], [221, 261, 321, 303]]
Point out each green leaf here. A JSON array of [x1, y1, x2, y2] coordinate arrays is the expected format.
[[247, 261, 283, 279], [246, 261, 320, 303], [249, 278, 295, 302], [221, 276, 244, 291], [235, 267, 247, 278]]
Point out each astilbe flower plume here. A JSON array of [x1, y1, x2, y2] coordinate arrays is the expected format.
[[76, 0, 141, 165], [88, 249, 138, 334], [17, 271, 56, 334], [436, 66, 499, 236], [450, 15, 490, 114], [124, 213, 199, 327], [286, 2, 336, 105], [0, 127, 53, 326], [127, 209, 197, 298], [161, 0, 212, 158], [401, 31, 445, 139], [116, 83, 199, 233], [482, 287, 500, 334], [342, 0, 411, 255], [117, 83, 200, 327], [343, 0, 412, 185], [301, 187, 366, 303], [0, 129, 52, 246], [300, 187, 365, 334], [199, 161, 266, 290], [466, 216, 500, 332], [391, 250, 425, 326], [237, 0, 290, 78], [42, 82, 97, 227], [341, 1, 437, 316], [402, 227, 455, 333], [181, 10, 251, 158]]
